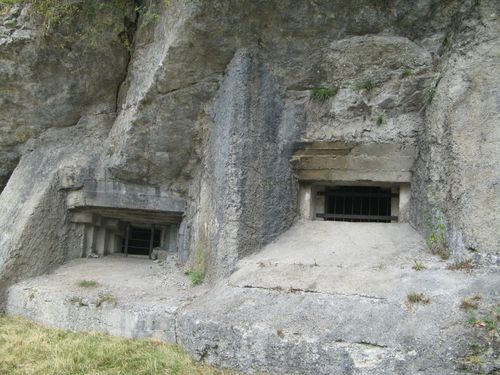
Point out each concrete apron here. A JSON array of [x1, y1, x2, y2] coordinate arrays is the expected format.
[[6, 221, 500, 375]]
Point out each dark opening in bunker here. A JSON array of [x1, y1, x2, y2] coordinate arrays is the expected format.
[[318, 186, 397, 223], [122, 225, 162, 256]]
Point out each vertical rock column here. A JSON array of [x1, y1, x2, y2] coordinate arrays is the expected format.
[[197, 49, 300, 279]]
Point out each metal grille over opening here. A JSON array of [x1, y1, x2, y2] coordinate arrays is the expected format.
[[317, 186, 398, 223], [122, 225, 161, 256]]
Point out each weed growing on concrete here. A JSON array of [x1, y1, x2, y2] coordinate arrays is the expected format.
[[402, 66, 412, 78], [407, 292, 431, 305], [460, 297, 480, 310], [28, 289, 37, 301], [68, 296, 87, 307], [95, 294, 117, 308], [355, 78, 375, 92], [311, 87, 338, 102], [186, 247, 206, 286], [77, 280, 98, 288], [447, 259, 473, 272], [412, 261, 426, 271], [376, 115, 384, 126], [466, 305, 499, 331]]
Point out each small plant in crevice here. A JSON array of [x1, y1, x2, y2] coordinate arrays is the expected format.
[[355, 78, 375, 92], [186, 269, 204, 286], [407, 292, 431, 305], [425, 211, 450, 260], [467, 309, 498, 331], [310, 87, 338, 102], [185, 246, 206, 286], [447, 258, 474, 272], [402, 66, 412, 78], [423, 87, 436, 105], [376, 115, 384, 126], [412, 260, 426, 271], [77, 280, 98, 288]]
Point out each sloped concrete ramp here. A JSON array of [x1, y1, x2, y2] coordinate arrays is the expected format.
[[6, 221, 500, 374]]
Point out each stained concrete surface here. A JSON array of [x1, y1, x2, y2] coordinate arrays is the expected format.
[[6, 221, 500, 374]]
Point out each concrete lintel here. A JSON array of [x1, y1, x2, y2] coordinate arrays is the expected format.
[[297, 170, 412, 183], [67, 179, 185, 215]]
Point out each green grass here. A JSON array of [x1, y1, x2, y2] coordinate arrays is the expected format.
[[412, 260, 426, 271], [187, 270, 204, 286], [402, 66, 412, 78], [423, 87, 436, 104], [376, 115, 384, 126], [310, 87, 338, 102], [77, 280, 98, 288], [355, 78, 375, 92], [0, 314, 239, 375]]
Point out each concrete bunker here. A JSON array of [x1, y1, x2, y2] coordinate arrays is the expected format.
[[293, 142, 413, 223], [65, 178, 186, 259]]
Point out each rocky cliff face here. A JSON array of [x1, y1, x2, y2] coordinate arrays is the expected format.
[[0, 0, 498, 293]]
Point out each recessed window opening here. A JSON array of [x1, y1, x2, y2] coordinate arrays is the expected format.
[[319, 186, 397, 223], [122, 225, 161, 256]]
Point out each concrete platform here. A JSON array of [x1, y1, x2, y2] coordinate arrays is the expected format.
[[6, 221, 500, 374], [6, 254, 203, 342]]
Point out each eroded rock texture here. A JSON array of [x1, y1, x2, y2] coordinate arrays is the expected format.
[[0, 0, 499, 372]]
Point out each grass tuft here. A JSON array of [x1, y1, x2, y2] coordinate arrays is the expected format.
[[95, 294, 117, 308], [187, 270, 204, 286], [412, 260, 426, 271], [447, 259, 473, 272], [310, 87, 338, 102], [355, 78, 375, 92], [77, 280, 98, 288], [402, 66, 412, 78], [423, 87, 436, 104], [0, 314, 238, 375], [407, 292, 431, 305]]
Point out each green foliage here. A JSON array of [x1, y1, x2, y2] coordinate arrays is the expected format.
[[355, 78, 375, 92], [187, 269, 204, 286], [412, 260, 426, 271], [402, 66, 412, 78], [376, 115, 384, 126], [425, 211, 450, 259], [310, 87, 338, 102], [77, 280, 98, 288], [423, 87, 436, 104], [0, 0, 22, 12], [186, 246, 206, 286], [1, 0, 133, 49]]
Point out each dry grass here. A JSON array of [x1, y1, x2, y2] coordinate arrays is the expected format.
[[460, 295, 482, 310], [406, 292, 431, 305], [447, 259, 473, 272], [0, 314, 239, 375]]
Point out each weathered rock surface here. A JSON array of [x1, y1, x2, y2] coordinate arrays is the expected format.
[[1, 0, 500, 373]]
